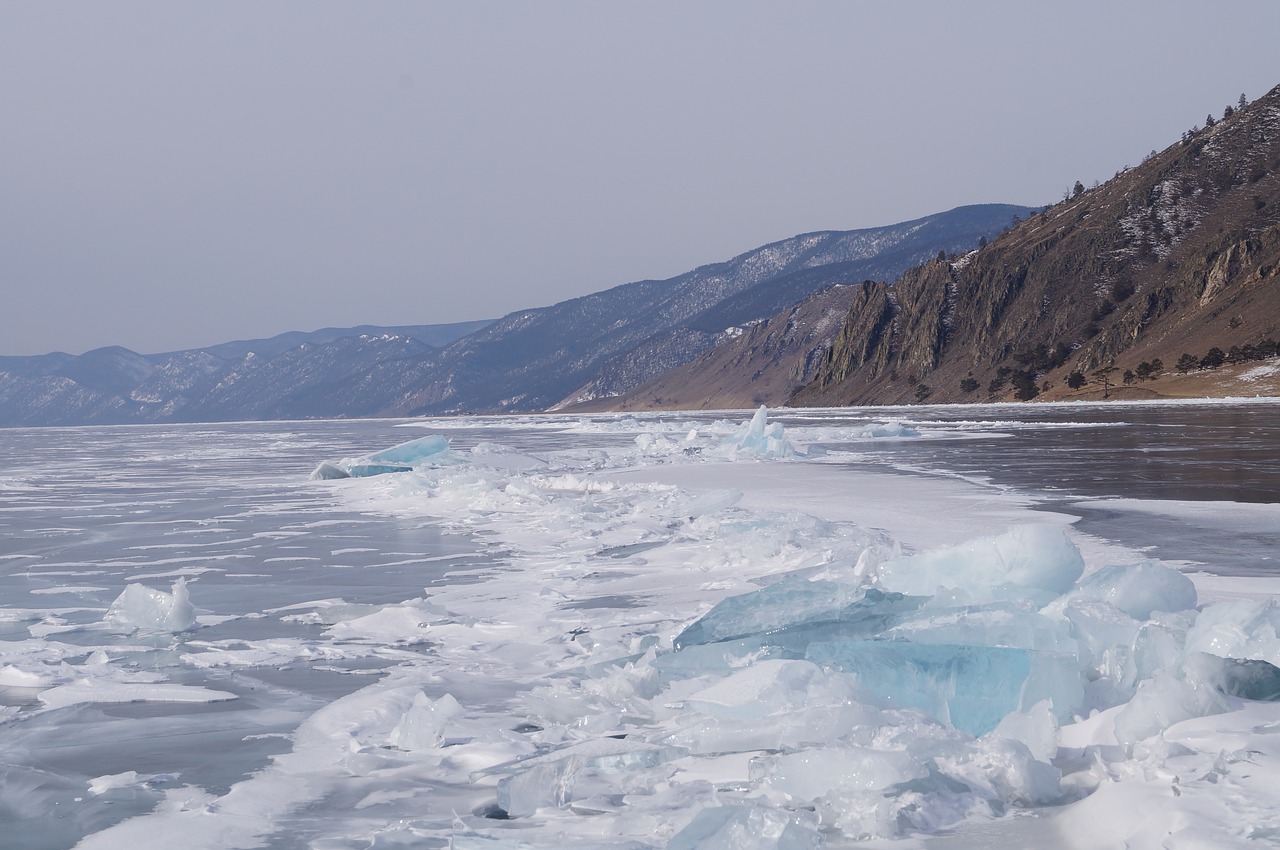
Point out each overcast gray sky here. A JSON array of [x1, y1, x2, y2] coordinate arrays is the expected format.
[[3, 1, 1279, 356]]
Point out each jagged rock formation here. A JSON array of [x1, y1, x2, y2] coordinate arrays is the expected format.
[[793, 85, 1280, 406]]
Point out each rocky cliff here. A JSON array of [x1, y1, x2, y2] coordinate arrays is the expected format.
[[793, 86, 1280, 406], [572, 284, 860, 411]]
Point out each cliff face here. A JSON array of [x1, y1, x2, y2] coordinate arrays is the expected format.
[[794, 85, 1280, 406]]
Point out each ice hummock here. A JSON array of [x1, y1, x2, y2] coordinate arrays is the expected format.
[[388, 692, 464, 750], [632, 405, 802, 460], [104, 578, 196, 632], [727, 405, 796, 459]]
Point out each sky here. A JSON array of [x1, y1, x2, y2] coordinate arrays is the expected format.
[[3, 2, 1280, 356]]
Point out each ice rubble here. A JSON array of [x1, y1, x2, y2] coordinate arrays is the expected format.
[[464, 517, 1280, 842], [177, 406, 1277, 847]]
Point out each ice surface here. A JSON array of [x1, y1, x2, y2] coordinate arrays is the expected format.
[[104, 579, 196, 632], [21, 408, 1280, 849]]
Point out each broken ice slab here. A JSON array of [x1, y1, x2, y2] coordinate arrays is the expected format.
[[663, 699, 875, 755], [874, 524, 1084, 605], [364, 434, 449, 465], [1184, 597, 1280, 667], [1058, 561, 1197, 621], [496, 757, 580, 818], [759, 744, 926, 800], [310, 459, 411, 480], [309, 434, 451, 480], [309, 461, 350, 480], [480, 737, 686, 780], [673, 581, 918, 650], [679, 659, 856, 722], [886, 603, 1076, 654], [387, 692, 464, 750], [1111, 671, 1228, 746], [345, 462, 414, 478], [805, 639, 1080, 736], [104, 579, 196, 632], [722, 406, 797, 459], [488, 737, 685, 817], [666, 804, 824, 850]]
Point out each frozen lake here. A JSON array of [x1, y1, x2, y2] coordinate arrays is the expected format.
[[1, 401, 1278, 849]]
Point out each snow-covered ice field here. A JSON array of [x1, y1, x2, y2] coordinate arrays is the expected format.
[[1, 402, 1278, 849]]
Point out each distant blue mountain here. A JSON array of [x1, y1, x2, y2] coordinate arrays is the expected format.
[[0, 204, 1031, 425]]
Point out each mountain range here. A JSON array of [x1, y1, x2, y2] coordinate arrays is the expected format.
[[5, 84, 1278, 426], [0, 206, 1024, 426]]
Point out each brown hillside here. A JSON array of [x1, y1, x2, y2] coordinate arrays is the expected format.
[[570, 285, 858, 412], [793, 85, 1280, 407]]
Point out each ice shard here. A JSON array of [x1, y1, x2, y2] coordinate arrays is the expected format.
[[104, 579, 196, 632]]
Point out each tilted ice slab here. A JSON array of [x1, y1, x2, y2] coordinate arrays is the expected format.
[[310, 434, 452, 479]]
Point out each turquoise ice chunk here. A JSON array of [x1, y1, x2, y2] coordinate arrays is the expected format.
[[365, 434, 450, 465], [806, 640, 1035, 736]]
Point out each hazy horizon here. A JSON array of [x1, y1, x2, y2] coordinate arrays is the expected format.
[[4, 1, 1279, 356]]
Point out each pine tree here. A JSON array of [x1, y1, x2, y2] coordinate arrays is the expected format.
[[1091, 365, 1118, 398]]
